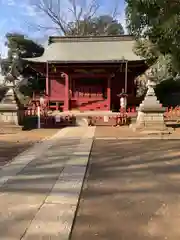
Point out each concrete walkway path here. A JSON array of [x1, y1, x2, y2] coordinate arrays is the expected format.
[[0, 126, 95, 240], [71, 138, 180, 240]]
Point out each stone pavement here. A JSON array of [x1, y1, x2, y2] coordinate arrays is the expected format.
[[0, 126, 95, 240], [0, 129, 59, 168], [71, 138, 180, 240]]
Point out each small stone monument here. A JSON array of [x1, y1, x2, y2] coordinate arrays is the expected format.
[[132, 69, 168, 132]]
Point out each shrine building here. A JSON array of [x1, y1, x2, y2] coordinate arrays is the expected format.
[[24, 35, 147, 112]]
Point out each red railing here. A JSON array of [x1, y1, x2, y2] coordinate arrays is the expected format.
[[24, 111, 76, 128], [24, 100, 180, 128], [24, 101, 76, 128], [127, 107, 137, 117], [164, 106, 180, 120], [125, 106, 180, 121]]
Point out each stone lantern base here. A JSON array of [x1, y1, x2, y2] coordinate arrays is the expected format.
[[135, 111, 167, 131], [0, 86, 19, 125]]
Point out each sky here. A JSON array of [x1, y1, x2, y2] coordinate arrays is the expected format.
[[0, 0, 126, 58]]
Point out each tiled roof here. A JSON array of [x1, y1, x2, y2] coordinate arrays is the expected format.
[[24, 35, 142, 63]]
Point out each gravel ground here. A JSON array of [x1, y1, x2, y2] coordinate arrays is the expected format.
[[0, 127, 59, 167], [94, 126, 180, 138], [95, 126, 144, 138], [71, 138, 180, 240]]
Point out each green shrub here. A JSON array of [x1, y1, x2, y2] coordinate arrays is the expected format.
[[155, 78, 180, 106]]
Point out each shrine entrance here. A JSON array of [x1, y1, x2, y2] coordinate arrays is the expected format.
[[70, 76, 109, 111], [72, 78, 106, 98]]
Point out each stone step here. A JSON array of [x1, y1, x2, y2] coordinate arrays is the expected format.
[[0, 124, 22, 134]]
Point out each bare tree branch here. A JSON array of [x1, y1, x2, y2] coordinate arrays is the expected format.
[[35, 0, 67, 34], [68, 0, 82, 35], [81, 0, 100, 35], [111, 0, 120, 19], [85, 0, 100, 18], [28, 0, 124, 36], [29, 0, 100, 35], [102, 0, 121, 35]]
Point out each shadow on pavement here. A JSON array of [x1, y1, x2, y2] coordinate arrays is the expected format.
[[71, 139, 180, 240], [0, 138, 85, 239], [0, 141, 33, 168]]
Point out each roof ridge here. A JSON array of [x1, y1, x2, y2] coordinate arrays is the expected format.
[[49, 35, 134, 44]]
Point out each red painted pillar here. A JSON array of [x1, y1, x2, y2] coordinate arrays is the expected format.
[[62, 72, 69, 111], [46, 62, 49, 96], [107, 77, 111, 111]]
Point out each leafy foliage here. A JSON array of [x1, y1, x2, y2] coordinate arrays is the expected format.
[[133, 39, 159, 66], [66, 15, 124, 36], [125, 0, 180, 97], [0, 33, 45, 104], [5, 32, 44, 62], [126, 0, 180, 74], [2, 32, 44, 80], [134, 39, 174, 91], [155, 77, 180, 106]]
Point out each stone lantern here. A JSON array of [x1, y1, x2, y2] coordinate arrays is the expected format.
[[132, 69, 168, 132], [0, 53, 20, 125]]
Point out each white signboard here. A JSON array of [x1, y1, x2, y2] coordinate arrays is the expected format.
[[55, 115, 61, 122], [104, 116, 109, 122]]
